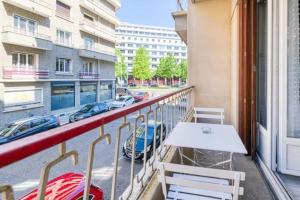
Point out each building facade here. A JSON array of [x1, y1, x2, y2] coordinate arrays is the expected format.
[[0, 0, 120, 126], [115, 23, 187, 74]]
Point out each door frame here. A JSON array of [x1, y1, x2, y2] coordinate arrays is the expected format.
[[238, 0, 257, 157]]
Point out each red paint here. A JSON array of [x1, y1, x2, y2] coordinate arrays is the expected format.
[[0, 86, 193, 168]]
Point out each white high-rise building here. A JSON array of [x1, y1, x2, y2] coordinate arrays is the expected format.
[[116, 23, 187, 74]]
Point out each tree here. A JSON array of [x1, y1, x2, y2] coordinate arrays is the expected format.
[[156, 54, 177, 85], [132, 47, 152, 85], [115, 49, 127, 84], [178, 60, 188, 84]]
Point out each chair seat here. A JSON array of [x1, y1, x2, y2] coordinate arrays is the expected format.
[[167, 173, 232, 200]]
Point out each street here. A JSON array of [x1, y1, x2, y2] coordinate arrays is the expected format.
[[0, 113, 144, 199]]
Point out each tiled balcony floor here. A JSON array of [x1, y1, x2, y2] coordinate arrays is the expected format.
[[232, 154, 275, 200]]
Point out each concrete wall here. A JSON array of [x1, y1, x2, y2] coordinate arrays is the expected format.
[[187, 0, 232, 124]]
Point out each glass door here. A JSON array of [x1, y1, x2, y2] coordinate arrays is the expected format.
[[278, 0, 300, 176]]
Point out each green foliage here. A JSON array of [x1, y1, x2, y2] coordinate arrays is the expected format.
[[115, 49, 127, 81], [178, 60, 188, 80], [132, 47, 152, 81], [156, 54, 177, 79]]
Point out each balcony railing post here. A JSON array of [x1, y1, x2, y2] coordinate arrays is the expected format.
[[111, 116, 131, 200], [0, 185, 14, 200], [37, 142, 78, 200], [84, 131, 111, 200]]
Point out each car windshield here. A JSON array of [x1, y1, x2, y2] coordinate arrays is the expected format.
[[136, 126, 154, 139], [136, 92, 144, 96], [79, 105, 94, 113], [0, 123, 19, 137], [117, 97, 126, 102]]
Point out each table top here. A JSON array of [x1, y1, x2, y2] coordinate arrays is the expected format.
[[164, 122, 248, 154]]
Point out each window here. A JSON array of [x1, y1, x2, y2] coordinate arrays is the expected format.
[[56, 29, 72, 46], [152, 58, 157, 62], [3, 88, 43, 112], [128, 44, 133, 47], [18, 122, 31, 133], [182, 53, 186, 57], [84, 37, 94, 49], [152, 52, 157, 55], [160, 52, 164, 56], [287, 0, 300, 138], [56, 1, 71, 19], [174, 46, 179, 50], [82, 61, 95, 73], [51, 82, 75, 110], [56, 58, 72, 73], [152, 45, 157, 49], [127, 50, 133, 54], [128, 57, 133, 61], [12, 53, 36, 69], [80, 82, 97, 105], [144, 44, 149, 48], [174, 53, 179, 56], [167, 46, 172, 50], [100, 81, 113, 101], [14, 15, 37, 36], [83, 14, 94, 22]]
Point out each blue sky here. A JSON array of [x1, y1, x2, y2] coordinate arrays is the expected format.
[[116, 0, 177, 28]]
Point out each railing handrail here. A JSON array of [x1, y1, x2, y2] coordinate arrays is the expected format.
[[3, 68, 50, 72], [2, 26, 51, 41], [29, 0, 52, 9], [0, 86, 193, 168]]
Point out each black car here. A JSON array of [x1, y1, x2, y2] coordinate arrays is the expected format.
[[123, 121, 166, 160], [0, 115, 60, 145], [69, 103, 109, 122]]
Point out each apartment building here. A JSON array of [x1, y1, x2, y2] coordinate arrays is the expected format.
[[115, 23, 187, 74], [0, 0, 120, 126]]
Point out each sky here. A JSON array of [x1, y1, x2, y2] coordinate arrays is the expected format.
[[116, 0, 177, 28]]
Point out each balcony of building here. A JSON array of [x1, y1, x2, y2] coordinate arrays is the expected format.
[[79, 71, 100, 80], [79, 0, 120, 26], [107, 0, 121, 9], [0, 87, 275, 200], [172, 0, 187, 44], [2, 67, 49, 80], [2, 0, 53, 18], [1, 26, 52, 50], [79, 19, 117, 43], [79, 45, 116, 62]]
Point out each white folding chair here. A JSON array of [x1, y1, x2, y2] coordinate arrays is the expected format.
[[193, 107, 225, 124], [158, 162, 245, 200], [193, 107, 226, 168]]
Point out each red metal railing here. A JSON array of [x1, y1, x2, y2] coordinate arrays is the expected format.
[[0, 86, 193, 168], [0, 86, 194, 199], [2, 68, 49, 79]]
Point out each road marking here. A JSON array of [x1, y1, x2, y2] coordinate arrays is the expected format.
[[13, 179, 39, 192]]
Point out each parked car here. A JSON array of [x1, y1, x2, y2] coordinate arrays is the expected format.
[[129, 82, 137, 87], [116, 87, 132, 98], [69, 103, 109, 123], [20, 173, 104, 200], [133, 91, 150, 102], [123, 121, 166, 160], [150, 82, 159, 87], [110, 95, 135, 110], [0, 115, 60, 145]]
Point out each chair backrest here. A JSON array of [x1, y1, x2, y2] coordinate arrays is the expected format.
[[194, 107, 225, 124], [158, 162, 245, 200]]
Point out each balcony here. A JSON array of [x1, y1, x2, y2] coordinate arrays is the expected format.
[[2, 0, 53, 18], [0, 87, 275, 200], [107, 0, 121, 9], [79, 19, 117, 43], [79, 46, 116, 62], [1, 26, 52, 50], [172, 0, 187, 44], [2, 68, 49, 80], [79, 0, 120, 25], [79, 72, 100, 79]]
